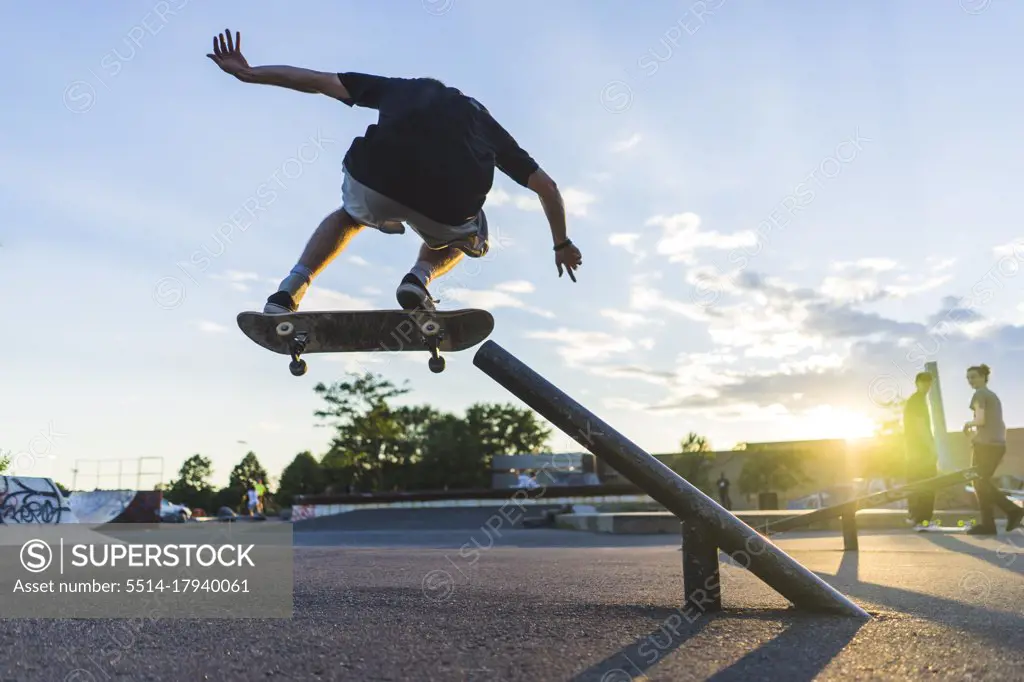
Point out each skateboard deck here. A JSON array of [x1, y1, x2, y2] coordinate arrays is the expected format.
[[916, 525, 968, 533], [915, 520, 975, 533], [237, 308, 494, 376]]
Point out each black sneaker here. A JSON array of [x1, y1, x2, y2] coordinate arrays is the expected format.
[[263, 291, 297, 314], [396, 274, 437, 311], [1006, 505, 1023, 532], [965, 524, 997, 536]]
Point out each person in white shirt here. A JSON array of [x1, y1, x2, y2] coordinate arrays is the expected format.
[[516, 470, 540, 489], [246, 486, 259, 515]]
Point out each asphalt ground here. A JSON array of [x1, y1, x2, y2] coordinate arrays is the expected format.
[[2, 514, 1022, 681]]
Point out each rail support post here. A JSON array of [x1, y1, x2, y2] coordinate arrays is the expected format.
[[841, 502, 859, 551], [681, 519, 722, 613]]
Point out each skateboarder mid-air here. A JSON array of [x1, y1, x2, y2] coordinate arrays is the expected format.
[[206, 29, 583, 315]]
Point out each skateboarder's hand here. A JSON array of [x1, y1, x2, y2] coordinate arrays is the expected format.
[[555, 242, 582, 282], [207, 29, 250, 79]]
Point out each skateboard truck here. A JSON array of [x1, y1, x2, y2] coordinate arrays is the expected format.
[[267, 309, 458, 377], [275, 322, 308, 376], [410, 311, 446, 374]]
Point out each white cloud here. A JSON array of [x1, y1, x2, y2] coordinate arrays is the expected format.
[[442, 287, 553, 318], [193, 320, 228, 334], [488, 185, 595, 217], [600, 309, 661, 329], [611, 133, 642, 152], [496, 280, 535, 294], [562, 188, 596, 217], [212, 271, 261, 292], [629, 280, 713, 323], [927, 256, 957, 271], [647, 212, 757, 264], [832, 258, 898, 272], [300, 287, 374, 311], [348, 255, 370, 266], [993, 240, 1024, 259], [361, 286, 382, 295], [523, 329, 633, 365], [608, 233, 646, 262], [214, 271, 260, 282], [487, 187, 512, 206]]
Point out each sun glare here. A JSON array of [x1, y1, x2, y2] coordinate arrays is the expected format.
[[797, 406, 879, 442]]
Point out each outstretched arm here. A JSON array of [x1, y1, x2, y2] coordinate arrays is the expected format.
[[527, 169, 567, 246], [207, 29, 350, 100], [237, 64, 349, 99]]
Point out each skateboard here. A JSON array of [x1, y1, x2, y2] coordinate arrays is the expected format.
[[237, 308, 494, 376], [914, 519, 976, 533]]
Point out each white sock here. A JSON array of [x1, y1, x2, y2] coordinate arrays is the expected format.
[[279, 265, 314, 302], [409, 262, 433, 287]]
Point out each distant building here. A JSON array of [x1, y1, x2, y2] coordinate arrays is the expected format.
[[593, 429, 1023, 510]]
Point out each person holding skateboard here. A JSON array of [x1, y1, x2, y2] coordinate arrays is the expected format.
[[206, 29, 583, 315], [903, 372, 937, 530]]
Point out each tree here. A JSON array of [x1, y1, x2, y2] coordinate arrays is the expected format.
[[666, 432, 715, 493], [314, 372, 413, 491], [390, 405, 444, 489], [737, 450, 810, 498], [206, 451, 272, 514], [417, 414, 490, 489], [166, 454, 216, 512], [860, 398, 909, 480], [277, 451, 325, 506], [462, 403, 552, 457], [230, 451, 270, 492], [874, 397, 905, 437], [0, 449, 10, 474]]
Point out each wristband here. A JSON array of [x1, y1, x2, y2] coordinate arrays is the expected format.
[[553, 239, 572, 251]]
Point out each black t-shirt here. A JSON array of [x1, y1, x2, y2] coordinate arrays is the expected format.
[[336, 72, 539, 225], [903, 392, 934, 451]]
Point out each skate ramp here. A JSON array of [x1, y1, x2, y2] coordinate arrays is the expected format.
[[0, 477, 78, 524], [1, 477, 161, 524], [68, 490, 140, 524]]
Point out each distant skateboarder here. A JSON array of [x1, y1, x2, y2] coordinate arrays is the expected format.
[[206, 29, 583, 315], [716, 473, 732, 510]]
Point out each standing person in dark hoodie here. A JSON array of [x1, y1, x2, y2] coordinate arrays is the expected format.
[[903, 372, 937, 530], [962, 364, 1023, 535]]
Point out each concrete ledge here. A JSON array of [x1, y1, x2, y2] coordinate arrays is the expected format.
[[554, 509, 983, 534]]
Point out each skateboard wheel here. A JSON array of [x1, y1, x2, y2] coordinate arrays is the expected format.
[[421, 320, 441, 336], [276, 321, 295, 337], [289, 359, 307, 376], [428, 356, 445, 373]]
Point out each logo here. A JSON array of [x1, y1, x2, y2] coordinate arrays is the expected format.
[[21, 539, 53, 573]]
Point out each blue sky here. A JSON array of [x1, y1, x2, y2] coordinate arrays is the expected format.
[[2, 1, 1021, 490]]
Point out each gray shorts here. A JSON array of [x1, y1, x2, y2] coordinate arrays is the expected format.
[[341, 170, 488, 258]]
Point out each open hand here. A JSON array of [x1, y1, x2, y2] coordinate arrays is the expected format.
[[555, 242, 582, 282], [207, 29, 250, 79]]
